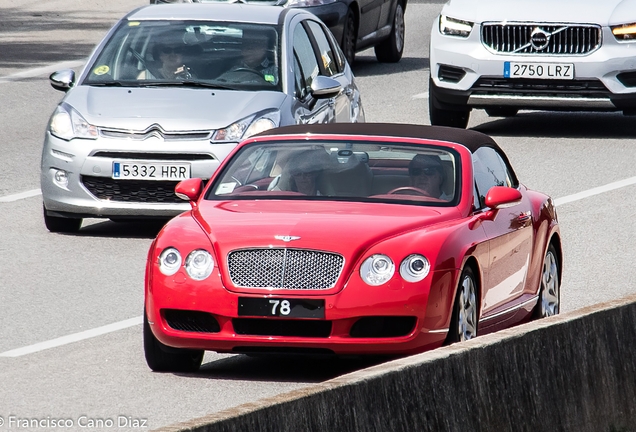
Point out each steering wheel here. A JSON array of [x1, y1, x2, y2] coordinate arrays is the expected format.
[[219, 67, 268, 84], [387, 186, 432, 197]]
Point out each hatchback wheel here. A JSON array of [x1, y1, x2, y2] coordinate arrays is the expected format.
[[446, 266, 478, 344], [342, 9, 357, 66], [485, 107, 519, 117], [143, 310, 204, 373], [534, 244, 560, 319], [43, 206, 82, 233], [374, 2, 405, 63]]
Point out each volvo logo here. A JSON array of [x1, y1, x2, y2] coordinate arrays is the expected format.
[[275, 235, 301, 242], [530, 28, 550, 51]]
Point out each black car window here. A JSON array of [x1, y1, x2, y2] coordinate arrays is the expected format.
[[305, 21, 339, 76], [325, 25, 346, 72], [293, 54, 306, 99], [473, 147, 515, 207], [293, 24, 320, 97]]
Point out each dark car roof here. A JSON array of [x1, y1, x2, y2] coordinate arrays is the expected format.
[[254, 123, 501, 154]]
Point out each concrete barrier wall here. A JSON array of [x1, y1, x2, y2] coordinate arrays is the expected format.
[[156, 294, 636, 432]]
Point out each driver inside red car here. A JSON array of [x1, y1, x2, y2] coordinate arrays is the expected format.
[[408, 154, 450, 200]]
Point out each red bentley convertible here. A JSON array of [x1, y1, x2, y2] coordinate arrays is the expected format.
[[143, 123, 562, 372]]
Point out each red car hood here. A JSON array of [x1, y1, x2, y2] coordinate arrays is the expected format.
[[194, 200, 461, 258]]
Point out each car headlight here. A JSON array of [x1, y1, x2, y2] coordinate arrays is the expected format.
[[612, 23, 636, 40], [360, 254, 395, 286], [439, 15, 473, 38], [286, 0, 337, 7], [49, 103, 98, 141], [185, 249, 214, 280], [158, 247, 182, 276], [213, 111, 280, 142], [399, 254, 430, 283]]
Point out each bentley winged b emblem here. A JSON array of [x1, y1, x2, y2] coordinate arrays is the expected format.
[[275, 235, 301, 242]]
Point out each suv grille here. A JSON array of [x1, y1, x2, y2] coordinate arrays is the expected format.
[[81, 176, 183, 203], [471, 78, 610, 97], [228, 248, 344, 290], [482, 23, 601, 55]]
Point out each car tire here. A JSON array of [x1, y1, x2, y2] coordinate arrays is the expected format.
[[485, 107, 518, 117], [445, 266, 478, 344], [428, 79, 470, 129], [43, 205, 82, 233], [533, 243, 560, 319], [374, 2, 405, 63], [143, 310, 204, 373], [342, 9, 357, 66]]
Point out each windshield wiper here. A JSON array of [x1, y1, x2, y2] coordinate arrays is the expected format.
[[144, 80, 237, 90]]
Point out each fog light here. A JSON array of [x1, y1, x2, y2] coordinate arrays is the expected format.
[[54, 169, 69, 187]]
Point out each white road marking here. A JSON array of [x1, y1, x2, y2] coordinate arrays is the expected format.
[[0, 189, 41, 202], [0, 60, 85, 83], [1, 176, 635, 357], [0, 316, 143, 357], [554, 176, 636, 206], [411, 92, 429, 100]]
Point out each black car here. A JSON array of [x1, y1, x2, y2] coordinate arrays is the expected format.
[[150, 0, 406, 64]]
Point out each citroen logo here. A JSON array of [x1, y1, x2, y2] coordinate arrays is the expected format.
[[530, 28, 550, 51], [275, 235, 301, 242]]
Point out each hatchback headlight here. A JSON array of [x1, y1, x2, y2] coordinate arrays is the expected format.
[[399, 254, 430, 283], [49, 103, 98, 141], [213, 111, 280, 142], [185, 249, 214, 280], [360, 254, 395, 286], [440, 15, 473, 38], [612, 23, 636, 40], [287, 0, 337, 6], [158, 247, 182, 276]]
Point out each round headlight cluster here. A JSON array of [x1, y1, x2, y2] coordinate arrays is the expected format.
[[399, 254, 430, 282], [360, 254, 395, 286], [158, 247, 214, 280], [158, 248, 182, 276], [185, 249, 214, 280]]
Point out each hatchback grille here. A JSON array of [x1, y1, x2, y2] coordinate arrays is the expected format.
[[482, 23, 601, 55], [100, 128, 212, 141], [92, 152, 214, 161], [81, 176, 182, 203], [228, 248, 344, 290]]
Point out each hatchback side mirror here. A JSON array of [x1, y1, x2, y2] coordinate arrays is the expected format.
[[310, 75, 342, 99], [175, 178, 203, 208], [49, 69, 76, 92]]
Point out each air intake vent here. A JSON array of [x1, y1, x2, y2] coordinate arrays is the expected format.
[[438, 65, 466, 83], [617, 71, 636, 88], [164, 309, 220, 333], [349, 316, 416, 338], [232, 318, 332, 337]]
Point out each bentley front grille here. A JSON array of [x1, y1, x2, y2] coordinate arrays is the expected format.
[[228, 248, 344, 290], [482, 23, 602, 55]]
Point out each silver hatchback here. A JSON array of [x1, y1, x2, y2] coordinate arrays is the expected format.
[[42, 3, 364, 232]]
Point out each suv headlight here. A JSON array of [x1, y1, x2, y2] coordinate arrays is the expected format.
[[49, 103, 98, 141], [612, 23, 636, 40], [360, 254, 395, 286], [440, 15, 473, 38], [213, 111, 280, 142]]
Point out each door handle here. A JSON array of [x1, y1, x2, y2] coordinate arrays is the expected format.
[[328, 98, 335, 107], [345, 88, 354, 97]]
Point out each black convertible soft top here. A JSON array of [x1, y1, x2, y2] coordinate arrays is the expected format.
[[254, 123, 501, 154]]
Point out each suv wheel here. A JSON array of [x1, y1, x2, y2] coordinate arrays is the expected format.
[[428, 79, 470, 129], [374, 2, 405, 63]]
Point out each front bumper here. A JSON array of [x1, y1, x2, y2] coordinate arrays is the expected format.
[[146, 268, 457, 356], [430, 22, 636, 112], [41, 132, 238, 218]]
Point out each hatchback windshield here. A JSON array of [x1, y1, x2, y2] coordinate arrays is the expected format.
[[207, 141, 460, 205], [84, 20, 281, 91]]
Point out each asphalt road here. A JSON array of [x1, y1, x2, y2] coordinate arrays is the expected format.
[[1, 1, 635, 431]]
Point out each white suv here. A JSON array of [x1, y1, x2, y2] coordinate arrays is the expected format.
[[429, 0, 636, 128]]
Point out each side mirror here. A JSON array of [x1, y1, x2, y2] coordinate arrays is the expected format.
[[50, 69, 76, 92], [310, 75, 342, 99], [175, 178, 203, 207], [484, 186, 522, 209]]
